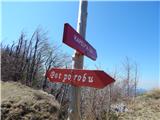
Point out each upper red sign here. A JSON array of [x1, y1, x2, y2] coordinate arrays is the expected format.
[[46, 68, 115, 89], [63, 23, 97, 61]]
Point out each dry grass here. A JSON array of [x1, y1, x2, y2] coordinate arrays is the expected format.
[[1, 81, 61, 120], [82, 89, 160, 120], [119, 89, 160, 120], [1, 81, 160, 120], [141, 88, 160, 100]]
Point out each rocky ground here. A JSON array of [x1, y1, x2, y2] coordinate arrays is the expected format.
[[1, 81, 61, 120]]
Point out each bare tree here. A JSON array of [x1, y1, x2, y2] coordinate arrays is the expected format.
[[134, 62, 138, 97], [123, 57, 132, 98], [1, 28, 71, 89]]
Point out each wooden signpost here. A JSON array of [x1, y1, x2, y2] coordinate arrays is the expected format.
[[47, 0, 115, 120], [47, 22, 115, 120]]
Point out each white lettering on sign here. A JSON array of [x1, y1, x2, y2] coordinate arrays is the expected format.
[[74, 74, 78, 81], [73, 35, 94, 55], [88, 76, 94, 83], [50, 71, 62, 79], [50, 70, 94, 83], [82, 73, 87, 82], [77, 75, 82, 81], [63, 74, 72, 82], [74, 35, 86, 48]]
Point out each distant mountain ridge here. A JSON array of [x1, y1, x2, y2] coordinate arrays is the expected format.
[[136, 88, 147, 95]]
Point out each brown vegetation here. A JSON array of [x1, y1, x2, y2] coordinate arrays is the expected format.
[[1, 29, 71, 119], [1, 29, 71, 88], [1, 81, 60, 120], [119, 89, 160, 120]]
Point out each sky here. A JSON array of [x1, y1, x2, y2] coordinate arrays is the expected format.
[[1, 1, 159, 90]]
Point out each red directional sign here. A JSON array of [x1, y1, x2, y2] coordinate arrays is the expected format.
[[63, 23, 97, 61], [46, 68, 115, 89]]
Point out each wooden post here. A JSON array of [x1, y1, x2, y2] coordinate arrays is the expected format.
[[68, 0, 88, 120]]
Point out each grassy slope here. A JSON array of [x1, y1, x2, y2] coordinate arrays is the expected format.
[[1, 81, 60, 120], [1, 81, 160, 120], [119, 89, 160, 120]]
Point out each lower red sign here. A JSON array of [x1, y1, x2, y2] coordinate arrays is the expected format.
[[46, 68, 115, 89]]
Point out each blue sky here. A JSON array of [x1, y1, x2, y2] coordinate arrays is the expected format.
[[1, 1, 159, 90]]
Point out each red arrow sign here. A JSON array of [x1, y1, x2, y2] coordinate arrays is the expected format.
[[46, 68, 115, 89], [63, 23, 97, 61]]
